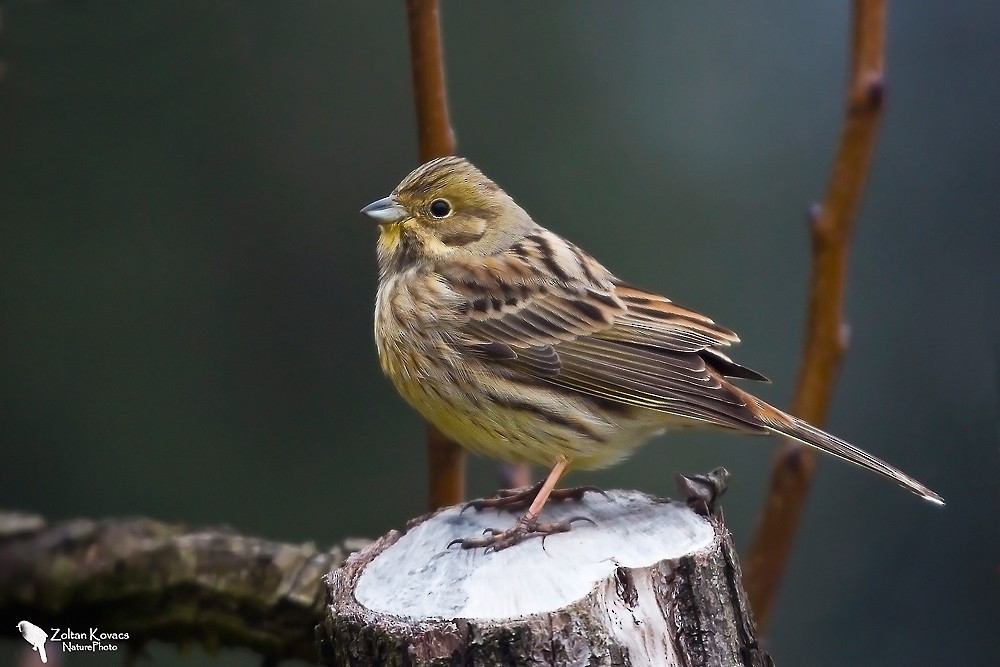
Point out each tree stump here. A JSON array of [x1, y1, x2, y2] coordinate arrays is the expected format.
[[320, 490, 772, 667]]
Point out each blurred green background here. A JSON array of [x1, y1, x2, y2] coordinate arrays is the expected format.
[[2, 2, 997, 665]]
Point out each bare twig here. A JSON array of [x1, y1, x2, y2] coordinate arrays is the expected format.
[[743, 0, 887, 632], [404, 0, 465, 510], [426, 423, 465, 510], [0, 511, 363, 662], [407, 0, 456, 160]]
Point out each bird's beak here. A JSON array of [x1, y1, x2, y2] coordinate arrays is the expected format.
[[361, 196, 408, 224]]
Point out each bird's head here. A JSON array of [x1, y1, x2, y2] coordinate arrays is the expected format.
[[362, 157, 534, 278]]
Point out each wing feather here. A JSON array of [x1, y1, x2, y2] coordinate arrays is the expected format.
[[436, 232, 769, 431]]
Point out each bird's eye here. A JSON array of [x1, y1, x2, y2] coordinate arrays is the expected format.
[[429, 199, 452, 218]]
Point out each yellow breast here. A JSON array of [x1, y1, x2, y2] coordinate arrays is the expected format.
[[374, 274, 664, 470]]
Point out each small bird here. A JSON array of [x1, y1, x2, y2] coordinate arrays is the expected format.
[[363, 156, 943, 550], [17, 621, 48, 663]]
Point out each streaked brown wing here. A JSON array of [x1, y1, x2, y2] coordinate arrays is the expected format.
[[610, 283, 770, 383], [438, 235, 768, 430]]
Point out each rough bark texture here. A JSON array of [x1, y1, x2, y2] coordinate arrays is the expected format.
[[0, 511, 364, 663], [321, 491, 772, 667]]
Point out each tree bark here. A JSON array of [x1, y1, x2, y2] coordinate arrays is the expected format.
[[0, 511, 362, 663], [321, 490, 772, 667]]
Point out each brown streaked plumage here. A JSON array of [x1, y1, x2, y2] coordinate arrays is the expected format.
[[363, 156, 943, 550]]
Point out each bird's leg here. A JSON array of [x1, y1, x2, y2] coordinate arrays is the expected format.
[[462, 468, 604, 514], [451, 460, 595, 551]]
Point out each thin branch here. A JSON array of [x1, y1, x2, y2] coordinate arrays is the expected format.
[[0, 511, 363, 663], [406, 0, 456, 161], [405, 0, 465, 510], [743, 0, 887, 632], [426, 424, 466, 510]]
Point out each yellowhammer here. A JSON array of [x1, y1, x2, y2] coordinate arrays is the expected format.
[[363, 156, 943, 551]]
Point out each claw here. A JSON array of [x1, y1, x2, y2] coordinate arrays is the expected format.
[[568, 515, 597, 527], [447, 512, 596, 552], [534, 515, 595, 534], [460, 499, 486, 514], [539, 515, 596, 549]]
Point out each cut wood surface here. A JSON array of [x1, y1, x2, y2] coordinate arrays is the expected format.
[[322, 490, 772, 667]]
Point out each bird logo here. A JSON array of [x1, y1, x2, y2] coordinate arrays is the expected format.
[[16, 621, 48, 663]]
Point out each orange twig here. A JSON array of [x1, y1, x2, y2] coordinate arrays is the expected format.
[[425, 422, 465, 510], [405, 0, 464, 510], [407, 0, 457, 161], [743, 0, 887, 632]]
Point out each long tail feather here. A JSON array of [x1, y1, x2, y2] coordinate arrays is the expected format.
[[749, 397, 944, 504]]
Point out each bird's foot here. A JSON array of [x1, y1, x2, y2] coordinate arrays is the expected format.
[[449, 514, 595, 552], [462, 481, 606, 514]]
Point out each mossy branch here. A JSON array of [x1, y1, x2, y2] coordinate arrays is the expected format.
[[0, 511, 364, 663]]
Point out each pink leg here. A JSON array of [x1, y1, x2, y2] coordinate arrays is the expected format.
[[450, 459, 596, 552]]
